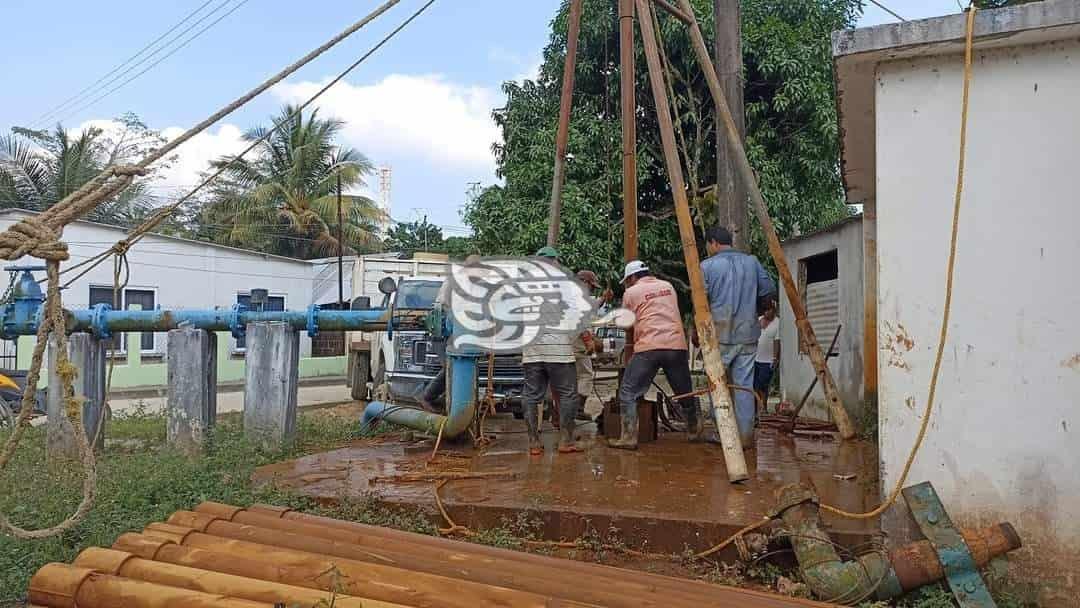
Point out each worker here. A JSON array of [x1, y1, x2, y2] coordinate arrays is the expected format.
[[419, 254, 480, 413], [754, 297, 780, 414], [700, 226, 776, 448], [573, 270, 606, 422], [609, 260, 698, 450], [522, 246, 582, 455]]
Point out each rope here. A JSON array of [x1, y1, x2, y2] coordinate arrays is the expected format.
[[65, 0, 438, 282], [819, 5, 977, 520], [0, 0, 430, 540], [693, 518, 771, 559]]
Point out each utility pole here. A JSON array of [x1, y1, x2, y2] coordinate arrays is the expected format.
[[337, 173, 344, 309], [619, 0, 638, 262], [714, 0, 747, 250], [547, 0, 584, 247]]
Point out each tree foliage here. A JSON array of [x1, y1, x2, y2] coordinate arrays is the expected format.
[[0, 113, 171, 226], [194, 106, 384, 259], [464, 0, 859, 290]]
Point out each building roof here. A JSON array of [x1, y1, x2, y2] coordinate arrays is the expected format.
[[832, 0, 1080, 204], [781, 213, 863, 247], [0, 208, 311, 265]]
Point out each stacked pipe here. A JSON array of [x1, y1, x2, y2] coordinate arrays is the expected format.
[[28, 502, 837, 608]]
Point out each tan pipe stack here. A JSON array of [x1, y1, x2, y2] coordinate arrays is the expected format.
[[112, 532, 585, 608], [71, 547, 404, 608], [27, 503, 836, 608], [29, 563, 269, 608]]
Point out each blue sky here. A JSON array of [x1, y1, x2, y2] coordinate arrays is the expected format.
[[2, 0, 961, 235]]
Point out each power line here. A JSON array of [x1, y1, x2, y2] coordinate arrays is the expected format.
[[867, 0, 906, 22], [27, 0, 218, 127], [34, 0, 252, 129]]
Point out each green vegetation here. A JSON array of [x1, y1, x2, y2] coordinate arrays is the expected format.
[[194, 105, 385, 259], [0, 113, 174, 227], [464, 0, 858, 292], [0, 406, 412, 602]]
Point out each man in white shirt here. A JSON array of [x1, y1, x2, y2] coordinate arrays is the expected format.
[[753, 298, 780, 413]]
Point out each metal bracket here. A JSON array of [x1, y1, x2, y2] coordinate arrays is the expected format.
[[903, 482, 998, 608], [306, 304, 320, 338], [229, 303, 247, 340], [89, 304, 113, 339]]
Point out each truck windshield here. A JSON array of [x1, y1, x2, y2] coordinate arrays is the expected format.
[[396, 280, 442, 309]]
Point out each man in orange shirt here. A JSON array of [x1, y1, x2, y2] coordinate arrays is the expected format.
[[609, 261, 698, 450]]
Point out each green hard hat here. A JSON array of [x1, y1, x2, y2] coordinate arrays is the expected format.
[[535, 246, 560, 259]]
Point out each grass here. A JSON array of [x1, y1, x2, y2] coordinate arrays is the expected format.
[[0, 405, 397, 603]]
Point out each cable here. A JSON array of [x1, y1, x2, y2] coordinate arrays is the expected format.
[[867, 0, 906, 22], [820, 5, 976, 520], [41, 0, 252, 128], [27, 0, 218, 127]]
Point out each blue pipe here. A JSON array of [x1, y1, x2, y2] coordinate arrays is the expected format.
[[1, 303, 407, 340], [362, 348, 481, 439]]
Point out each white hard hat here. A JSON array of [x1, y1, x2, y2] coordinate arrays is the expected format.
[[622, 260, 649, 283]]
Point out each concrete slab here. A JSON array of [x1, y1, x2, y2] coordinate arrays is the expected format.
[[253, 415, 880, 556]]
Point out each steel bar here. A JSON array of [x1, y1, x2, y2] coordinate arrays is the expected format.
[[673, 0, 856, 438], [547, 0, 585, 247], [788, 324, 843, 430], [635, 0, 748, 481], [620, 0, 639, 261]]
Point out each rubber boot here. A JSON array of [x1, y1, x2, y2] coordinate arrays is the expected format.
[[607, 415, 638, 450], [686, 409, 704, 443], [557, 395, 583, 453], [525, 400, 543, 455]]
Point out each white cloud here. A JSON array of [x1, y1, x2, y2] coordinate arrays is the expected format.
[[271, 74, 501, 178], [154, 124, 247, 195]]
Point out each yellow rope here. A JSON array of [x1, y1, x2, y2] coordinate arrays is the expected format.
[[820, 5, 977, 520]]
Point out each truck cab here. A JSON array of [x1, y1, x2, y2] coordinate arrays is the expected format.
[[360, 275, 524, 408]]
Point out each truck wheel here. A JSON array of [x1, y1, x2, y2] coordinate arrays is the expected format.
[[350, 355, 370, 401]]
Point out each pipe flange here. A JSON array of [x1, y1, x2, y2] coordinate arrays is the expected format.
[[769, 483, 819, 519], [306, 304, 320, 337], [229, 303, 247, 339], [89, 303, 113, 339]]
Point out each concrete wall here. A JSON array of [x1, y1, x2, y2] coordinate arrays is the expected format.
[[0, 210, 319, 357], [779, 217, 865, 423], [875, 37, 1080, 602]]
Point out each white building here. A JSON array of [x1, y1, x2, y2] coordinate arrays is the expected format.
[[834, 2, 1080, 603], [0, 208, 323, 357]]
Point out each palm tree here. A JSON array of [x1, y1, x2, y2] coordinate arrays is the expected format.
[[198, 105, 384, 259], [0, 116, 163, 226]]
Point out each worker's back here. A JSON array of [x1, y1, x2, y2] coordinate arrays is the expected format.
[[700, 249, 775, 345]]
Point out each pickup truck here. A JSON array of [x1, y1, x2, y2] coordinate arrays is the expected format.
[[349, 273, 525, 408]]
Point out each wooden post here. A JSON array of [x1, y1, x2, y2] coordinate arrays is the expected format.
[[674, 0, 857, 439], [546, 0, 584, 247], [713, 0, 748, 250], [620, 0, 639, 261], [243, 322, 299, 447], [636, 0, 747, 482], [167, 327, 218, 454], [69, 333, 107, 452], [46, 332, 77, 460]]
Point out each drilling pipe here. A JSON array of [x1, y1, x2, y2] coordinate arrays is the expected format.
[[773, 484, 1022, 603]]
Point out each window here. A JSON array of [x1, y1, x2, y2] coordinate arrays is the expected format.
[[235, 293, 286, 350], [798, 250, 840, 355], [89, 287, 157, 352], [394, 280, 441, 310]]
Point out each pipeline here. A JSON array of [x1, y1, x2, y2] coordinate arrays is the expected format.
[[362, 345, 480, 439], [773, 484, 1021, 604], [0, 267, 424, 339]]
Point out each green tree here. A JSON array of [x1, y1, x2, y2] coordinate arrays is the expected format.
[[0, 113, 169, 226], [197, 105, 383, 259], [383, 217, 445, 257], [464, 0, 859, 290]]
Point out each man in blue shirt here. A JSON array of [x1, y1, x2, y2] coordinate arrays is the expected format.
[[700, 226, 776, 447]]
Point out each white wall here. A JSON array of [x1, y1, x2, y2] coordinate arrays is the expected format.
[[876, 37, 1080, 595], [779, 218, 865, 422], [0, 211, 318, 355]]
